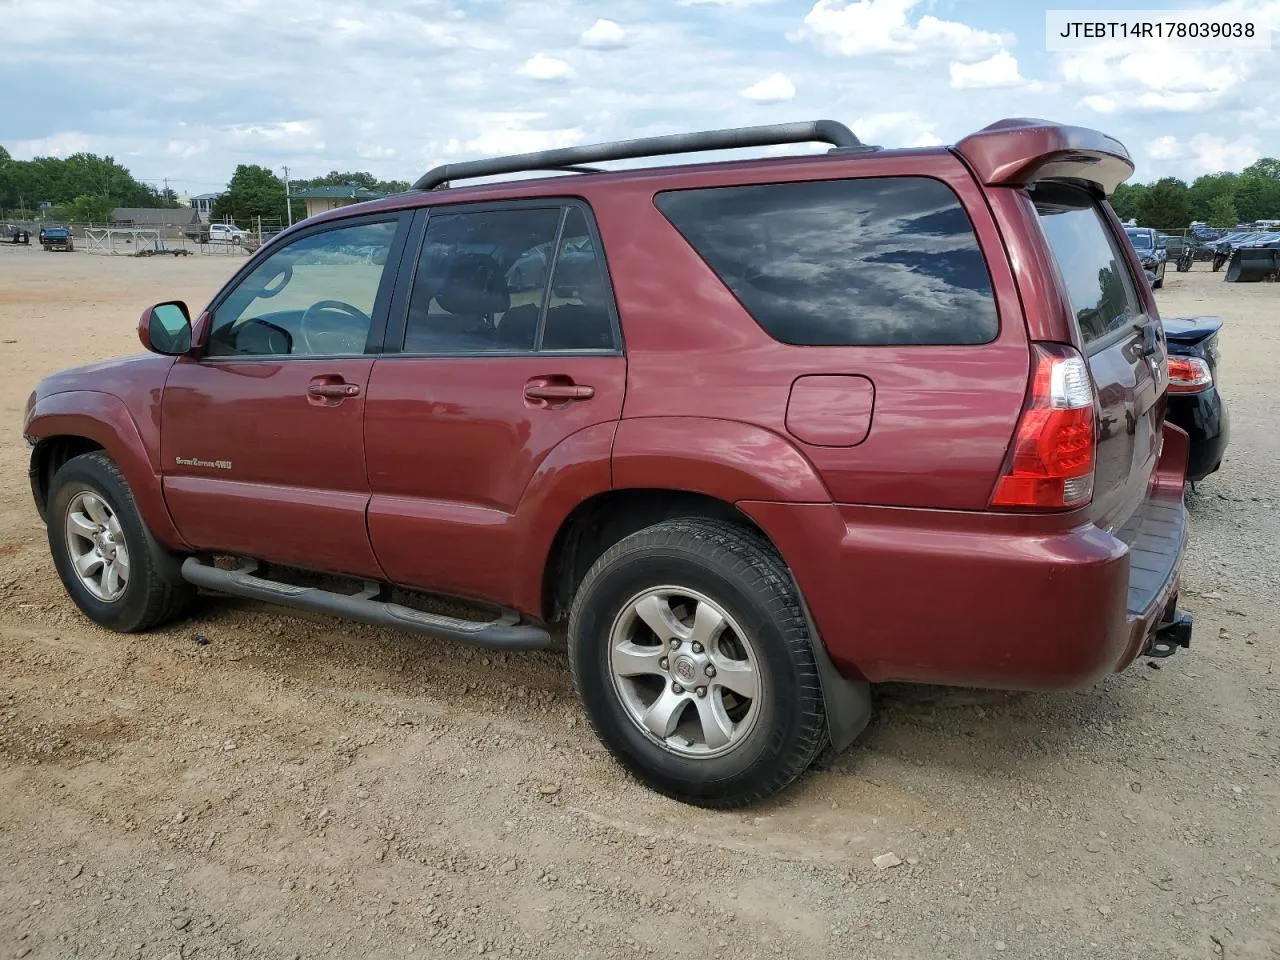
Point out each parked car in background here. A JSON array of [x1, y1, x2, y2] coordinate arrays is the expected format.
[[208, 223, 250, 244], [39, 226, 74, 252], [24, 117, 1194, 807], [184, 222, 251, 244], [1163, 316, 1229, 481], [1125, 226, 1167, 287]]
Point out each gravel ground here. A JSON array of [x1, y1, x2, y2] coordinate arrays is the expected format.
[[0, 248, 1276, 960]]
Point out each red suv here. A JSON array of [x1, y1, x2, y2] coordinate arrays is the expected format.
[[25, 118, 1192, 807]]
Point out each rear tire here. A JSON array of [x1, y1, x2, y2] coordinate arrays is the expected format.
[[568, 518, 828, 808], [47, 452, 193, 632]]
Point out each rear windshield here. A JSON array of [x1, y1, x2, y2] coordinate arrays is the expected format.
[[655, 177, 998, 346], [1034, 184, 1142, 345]]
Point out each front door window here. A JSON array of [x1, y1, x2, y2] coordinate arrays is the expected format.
[[208, 220, 398, 358]]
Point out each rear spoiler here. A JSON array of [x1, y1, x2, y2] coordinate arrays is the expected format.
[[954, 118, 1134, 197]]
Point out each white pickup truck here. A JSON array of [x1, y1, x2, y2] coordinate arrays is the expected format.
[[186, 222, 251, 244]]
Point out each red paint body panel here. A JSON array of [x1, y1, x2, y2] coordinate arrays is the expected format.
[[784, 376, 874, 448], [160, 357, 383, 577], [953, 118, 1134, 195], [612, 418, 830, 504], [743, 498, 1129, 688], [26, 390, 188, 551], [595, 153, 1030, 510], [363, 356, 625, 603]]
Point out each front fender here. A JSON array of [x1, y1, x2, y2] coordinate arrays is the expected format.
[[26, 391, 188, 550], [611, 417, 832, 503]]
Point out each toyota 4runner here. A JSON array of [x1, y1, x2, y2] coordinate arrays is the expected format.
[[25, 118, 1193, 807]]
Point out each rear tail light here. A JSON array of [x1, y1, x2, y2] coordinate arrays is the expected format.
[[991, 344, 1096, 510], [1167, 356, 1212, 393]]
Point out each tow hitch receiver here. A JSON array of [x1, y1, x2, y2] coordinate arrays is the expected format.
[[1145, 611, 1193, 659]]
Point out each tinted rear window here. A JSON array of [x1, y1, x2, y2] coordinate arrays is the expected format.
[[1034, 184, 1143, 345], [655, 177, 998, 346]]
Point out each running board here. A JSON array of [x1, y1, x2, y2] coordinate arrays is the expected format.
[[180, 558, 551, 651]]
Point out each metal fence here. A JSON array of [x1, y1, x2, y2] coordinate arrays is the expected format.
[[1, 218, 284, 256]]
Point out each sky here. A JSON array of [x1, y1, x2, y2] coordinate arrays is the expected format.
[[1, 0, 1278, 197]]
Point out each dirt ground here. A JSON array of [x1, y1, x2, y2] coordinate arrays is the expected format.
[[0, 246, 1276, 960]]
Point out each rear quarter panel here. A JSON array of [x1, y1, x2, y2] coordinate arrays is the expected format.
[[589, 151, 1030, 510]]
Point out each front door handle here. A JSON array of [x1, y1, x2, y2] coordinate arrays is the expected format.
[[307, 379, 361, 400], [524, 379, 595, 402]]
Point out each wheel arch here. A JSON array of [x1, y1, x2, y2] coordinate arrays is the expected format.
[[26, 392, 189, 550], [540, 488, 764, 623]]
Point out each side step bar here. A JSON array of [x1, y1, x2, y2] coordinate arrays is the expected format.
[[180, 557, 551, 651]]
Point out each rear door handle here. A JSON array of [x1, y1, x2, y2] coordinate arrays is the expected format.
[[524, 380, 595, 402], [307, 381, 361, 399]]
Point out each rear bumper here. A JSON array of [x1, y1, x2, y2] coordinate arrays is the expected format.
[[1166, 387, 1228, 482], [740, 423, 1192, 691]]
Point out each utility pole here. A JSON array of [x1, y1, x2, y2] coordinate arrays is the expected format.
[[282, 166, 293, 227]]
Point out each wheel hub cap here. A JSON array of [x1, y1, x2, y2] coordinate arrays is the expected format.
[[671, 654, 699, 685]]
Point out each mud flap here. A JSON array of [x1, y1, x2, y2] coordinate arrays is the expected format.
[[794, 587, 872, 753]]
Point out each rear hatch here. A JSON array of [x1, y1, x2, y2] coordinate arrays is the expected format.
[[1030, 183, 1166, 532]]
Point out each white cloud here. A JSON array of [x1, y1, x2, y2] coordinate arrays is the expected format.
[[799, 0, 1011, 60], [1145, 133, 1260, 176], [853, 112, 942, 148], [165, 139, 209, 159], [741, 71, 796, 103], [14, 131, 93, 158], [225, 121, 318, 145], [1081, 90, 1231, 115], [579, 18, 627, 49], [444, 117, 587, 159], [949, 50, 1024, 89], [680, 0, 778, 5], [1147, 136, 1182, 160], [517, 53, 576, 82]]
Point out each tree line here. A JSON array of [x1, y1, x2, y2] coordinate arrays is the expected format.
[[0, 145, 180, 222], [1110, 158, 1280, 230], [0, 147, 411, 227]]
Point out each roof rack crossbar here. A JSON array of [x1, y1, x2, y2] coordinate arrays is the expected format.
[[413, 119, 862, 191]]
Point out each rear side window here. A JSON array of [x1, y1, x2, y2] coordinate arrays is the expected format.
[[654, 177, 998, 346], [1033, 184, 1142, 345], [403, 205, 617, 354]]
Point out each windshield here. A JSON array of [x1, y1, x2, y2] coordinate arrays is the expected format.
[[1125, 230, 1153, 250]]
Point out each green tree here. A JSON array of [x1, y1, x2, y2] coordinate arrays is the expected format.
[[66, 194, 115, 223], [1137, 177, 1191, 229], [299, 170, 410, 194], [1231, 161, 1280, 222], [1109, 182, 1147, 221], [212, 164, 286, 226], [0, 147, 164, 214], [1187, 172, 1239, 222], [1206, 194, 1238, 228]]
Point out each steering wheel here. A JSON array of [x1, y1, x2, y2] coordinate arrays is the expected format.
[[298, 299, 371, 355]]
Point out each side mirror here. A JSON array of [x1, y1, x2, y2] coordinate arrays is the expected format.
[[139, 301, 192, 355]]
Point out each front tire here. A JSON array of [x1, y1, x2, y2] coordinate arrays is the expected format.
[[568, 519, 828, 808], [47, 452, 193, 632]]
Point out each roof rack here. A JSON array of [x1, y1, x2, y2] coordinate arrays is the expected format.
[[413, 119, 872, 191]]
